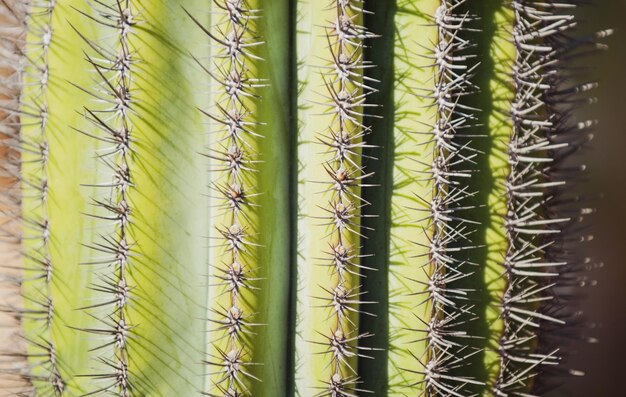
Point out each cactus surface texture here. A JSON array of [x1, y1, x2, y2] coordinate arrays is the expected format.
[[0, 0, 608, 396]]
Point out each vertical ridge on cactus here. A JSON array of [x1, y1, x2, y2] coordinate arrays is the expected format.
[[18, 1, 62, 394], [0, 0, 610, 396], [295, 0, 378, 395], [77, 2, 140, 395], [190, 0, 292, 395], [79, 1, 211, 395], [12, 1, 212, 395], [198, 1, 267, 394], [18, 2, 106, 394], [489, 2, 572, 394]]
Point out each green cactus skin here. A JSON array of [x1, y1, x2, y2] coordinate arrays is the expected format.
[[0, 1, 609, 396], [79, 1, 211, 395], [478, 2, 516, 393], [382, 2, 441, 391]]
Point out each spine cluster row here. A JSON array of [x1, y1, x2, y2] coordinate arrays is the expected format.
[[413, 2, 481, 395], [78, 1, 137, 395], [11, 1, 63, 394], [201, 1, 263, 395], [315, 0, 377, 395], [494, 2, 595, 395]]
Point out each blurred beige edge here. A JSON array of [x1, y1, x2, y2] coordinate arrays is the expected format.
[[0, 0, 30, 395]]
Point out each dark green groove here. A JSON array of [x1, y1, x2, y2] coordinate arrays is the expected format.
[[286, 0, 298, 395], [252, 0, 292, 394], [359, 0, 396, 395]]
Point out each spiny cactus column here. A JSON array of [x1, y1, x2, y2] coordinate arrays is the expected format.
[[382, 1, 482, 395], [77, 1, 211, 395], [16, 1, 211, 395], [295, 0, 377, 394], [463, 1, 604, 395], [480, 2, 579, 394], [194, 0, 291, 395]]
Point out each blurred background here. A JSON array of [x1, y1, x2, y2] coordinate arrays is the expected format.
[[556, 2, 626, 396]]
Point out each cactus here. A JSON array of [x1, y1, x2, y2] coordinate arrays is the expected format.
[[0, 0, 608, 396]]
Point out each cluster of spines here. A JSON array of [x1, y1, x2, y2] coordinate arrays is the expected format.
[[74, 1, 137, 395], [312, 1, 377, 395], [492, 2, 590, 395], [404, 1, 482, 395], [196, 1, 263, 395], [0, 1, 66, 394]]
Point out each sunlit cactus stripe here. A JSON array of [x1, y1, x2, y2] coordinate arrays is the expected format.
[[295, 0, 377, 394], [75, 1, 137, 397], [196, 0, 291, 395], [78, 1, 210, 395], [77, 1, 140, 395]]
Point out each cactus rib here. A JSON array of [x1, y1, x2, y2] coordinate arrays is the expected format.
[[76, 1, 137, 395], [492, 2, 567, 394], [202, 0, 265, 394], [415, 2, 483, 395], [295, 0, 378, 395], [380, 1, 483, 395], [18, 2, 65, 394], [495, 3, 611, 395], [483, 2, 600, 394], [53, 1, 212, 395], [14, 1, 110, 395], [193, 1, 292, 395]]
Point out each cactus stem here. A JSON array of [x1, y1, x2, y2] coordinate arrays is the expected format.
[[366, 1, 482, 395]]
